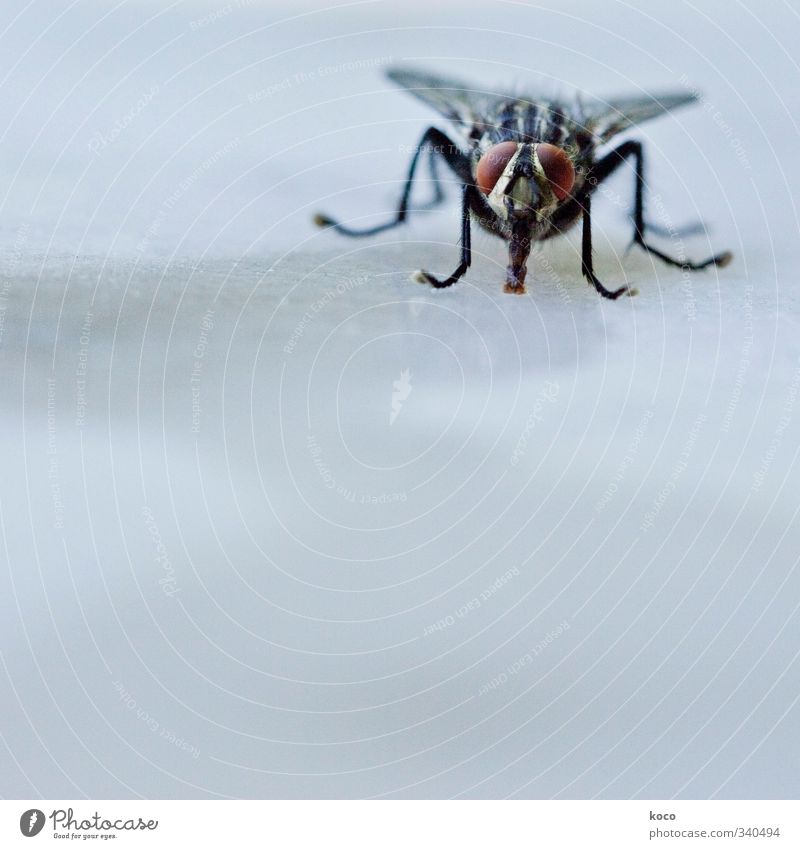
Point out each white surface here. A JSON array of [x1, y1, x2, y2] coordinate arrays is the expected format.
[[1, 0, 799, 799]]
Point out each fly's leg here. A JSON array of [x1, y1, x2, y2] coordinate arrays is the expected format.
[[590, 139, 732, 271], [313, 127, 469, 237], [412, 184, 474, 288], [414, 145, 446, 211], [644, 219, 706, 240], [581, 194, 636, 300]]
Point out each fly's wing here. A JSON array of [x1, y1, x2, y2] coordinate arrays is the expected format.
[[385, 66, 512, 136], [581, 91, 699, 144], [387, 67, 698, 145]]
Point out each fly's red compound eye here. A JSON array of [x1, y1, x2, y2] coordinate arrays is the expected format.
[[536, 143, 575, 200], [475, 142, 518, 194]]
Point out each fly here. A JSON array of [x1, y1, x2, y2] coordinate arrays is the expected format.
[[314, 66, 732, 299]]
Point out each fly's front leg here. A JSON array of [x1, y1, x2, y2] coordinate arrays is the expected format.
[[412, 184, 475, 288], [590, 139, 732, 271], [581, 194, 636, 300], [313, 127, 469, 237]]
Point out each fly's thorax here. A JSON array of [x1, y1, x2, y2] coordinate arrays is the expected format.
[[474, 141, 576, 223]]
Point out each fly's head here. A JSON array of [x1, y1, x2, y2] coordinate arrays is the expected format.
[[475, 141, 575, 229]]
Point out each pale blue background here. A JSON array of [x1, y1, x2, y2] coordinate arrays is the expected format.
[[0, 0, 798, 799]]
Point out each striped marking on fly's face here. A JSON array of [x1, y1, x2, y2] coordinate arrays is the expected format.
[[475, 140, 576, 222]]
